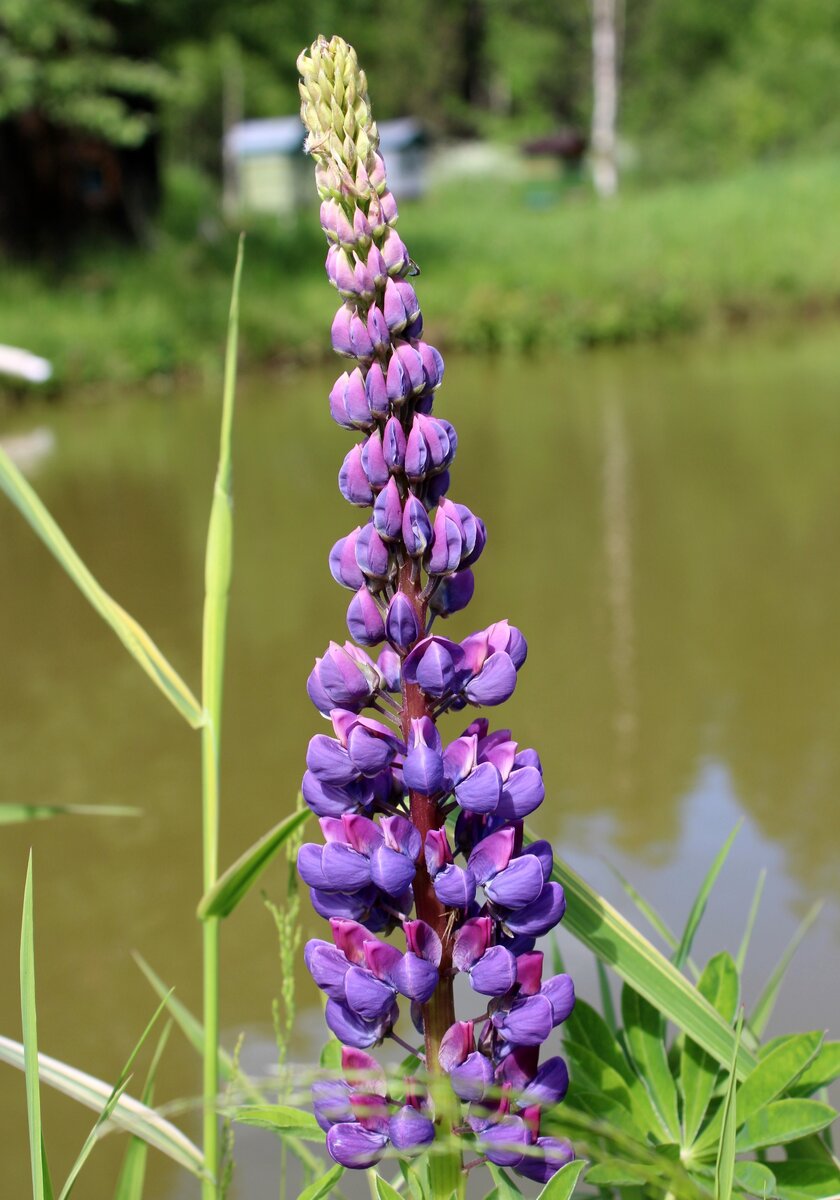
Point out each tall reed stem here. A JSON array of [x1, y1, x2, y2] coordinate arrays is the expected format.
[[200, 238, 244, 1196]]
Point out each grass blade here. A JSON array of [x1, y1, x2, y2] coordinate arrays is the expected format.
[[0, 444, 203, 729], [714, 1009, 744, 1200], [750, 901, 823, 1038], [21, 852, 46, 1200], [197, 805, 310, 920], [0, 1035, 206, 1179], [113, 1021, 173, 1200], [0, 804, 139, 825], [735, 869, 766, 974], [673, 822, 741, 970], [57, 993, 173, 1200], [530, 832, 757, 1078]]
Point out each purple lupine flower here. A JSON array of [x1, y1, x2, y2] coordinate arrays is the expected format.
[[297, 34, 573, 1186]]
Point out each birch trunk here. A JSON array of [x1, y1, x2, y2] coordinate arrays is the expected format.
[[591, 0, 619, 198]]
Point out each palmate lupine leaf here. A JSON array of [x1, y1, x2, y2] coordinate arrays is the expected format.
[[621, 984, 681, 1141], [680, 951, 739, 1145], [735, 1100, 837, 1153], [536, 1159, 587, 1199], [772, 1157, 840, 1199], [196, 805, 310, 920], [371, 1173, 402, 1200], [789, 1043, 840, 1097], [0, 444, 203, 729], [673, 821, 741, 971], [714, 1010, 744, 1200], [691, 1030, 824, 1158], [528, 833, 757, 1079], [732, 1159, 777, 1195], [299, 1165, 345, 1200]]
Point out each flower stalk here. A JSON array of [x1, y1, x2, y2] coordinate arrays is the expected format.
[[296, 35, 575, 1191]]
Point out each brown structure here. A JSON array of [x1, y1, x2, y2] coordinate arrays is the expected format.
[[0, 111, 160, 258]]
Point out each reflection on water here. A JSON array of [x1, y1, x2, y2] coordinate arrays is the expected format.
[[1, 325, 839, 1195]]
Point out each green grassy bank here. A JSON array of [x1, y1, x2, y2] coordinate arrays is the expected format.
[[2, 155, 840, 392]]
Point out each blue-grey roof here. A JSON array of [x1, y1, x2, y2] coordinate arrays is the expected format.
[[225, 116, 425, 159]]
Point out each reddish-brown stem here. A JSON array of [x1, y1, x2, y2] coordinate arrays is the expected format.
[[397, 558, 456, 1071]]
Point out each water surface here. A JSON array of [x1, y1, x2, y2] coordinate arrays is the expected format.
[[1, 325, 839, 1195]]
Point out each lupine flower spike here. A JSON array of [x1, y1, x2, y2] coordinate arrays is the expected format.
[[297, 34, 574, 1186]]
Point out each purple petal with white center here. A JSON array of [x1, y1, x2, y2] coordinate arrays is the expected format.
[[542, 973, 576, 1026], [496, 765, 545, 820], [492, 993, 554, 1046], [456, 761, 502, 814], [515, 1137, 575, 1184], [377, 647, 401, 691], [433, 864, 476, 908], [381, 815, 422, 861], [478, 1115, 529, 1167], [389, 1106, 435, 1153], [401, 495, 432, 558], [465, 652, 518, 706], [381, 228, 409, 274], [344, 965, 396, 1020], [469, 945, 518, 996], [521, 1056, 570, 1107], [504, 882, 567, 937], [317, 640, 373, 707], [382, 416, 406, 470], [370, 843, 416, 895], [404, 419, 429, 481], [392, 951, 438, 1002], [326, 1122, 388, 1168], [444, 735, 477, 787], [355, 523, 391, 581], [451, 1051, 495, 1102], [426, 500, 464, 575], [424, 828, 452, 876], [485, 855, 546, 910], [467, 826, 515, 884], [452, 916, 493, 971]]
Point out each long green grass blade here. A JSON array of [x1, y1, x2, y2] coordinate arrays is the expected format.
[[113, 1021, 173, 1200], [674, 822, 741, 970], [21, 852, 46, 1200], [0, 1035, 206, 1179], [0, 445, 203, 729], [735, 869, 766, 974], [231, 1104, 326, 1141], [532, 834, 756, 1078], [197, 805, 310, 920], [750, 901, 823, 1038], [714, 1010, 743, 1200], [57, 994, 172, 1200], [0, 804, 139, 825], [608, 863, 701, 982], [682, 951, 739, 1147]]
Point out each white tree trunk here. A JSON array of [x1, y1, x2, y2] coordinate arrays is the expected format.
[[591, 0, 619, 198]]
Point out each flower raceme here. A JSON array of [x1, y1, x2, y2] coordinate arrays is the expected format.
[[296, 34, 574, 1182]]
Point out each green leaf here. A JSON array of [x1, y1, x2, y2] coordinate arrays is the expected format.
[[681, 952, 739, 1145], [715, 1010, 744, 1200], [750, 902, 822, 1039], [536, 1159, 587, 1199], [694, 1031, 824, 1158], [113, 1022, 173, 1200], [735, 1100, 837, 1152], [232, 1105, 326, 1142], [772, 1159, 840, 1200], [586, 1160, 658, 1184], [197, 806, 310, 920], [674, 822, 741, 970], [531, 833, 756, 1079], [0, 1035, 206, 1179], [319, 1039, 342, 1071], [0, 804, 139, 824], [565, 1001, 662, 1137], [596, 959, 618, 1035], [372, 1174, 403, 1200], [58, 995, 172, 1200], [790, 1043, 840, 1096], [736, 869, 767, 974], [20, 853, 46, 1200], [299, 1164, 344, 1200], [621, 984, 681, 1141], [0, 444, 203, 729], [733, 1160, 777, 1195], [488, 1165, 524, 1198]]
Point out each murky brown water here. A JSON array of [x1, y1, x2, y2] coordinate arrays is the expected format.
[[1, 326, 839, 1197]]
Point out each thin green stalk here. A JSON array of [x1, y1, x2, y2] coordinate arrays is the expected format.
[[200, 236, 244, 1197]]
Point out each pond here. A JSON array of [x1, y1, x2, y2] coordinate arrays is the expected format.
[[1, 324, 839, 1196]]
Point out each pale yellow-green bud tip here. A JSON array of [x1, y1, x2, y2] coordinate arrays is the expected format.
[[298, 34, 380, 200]]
